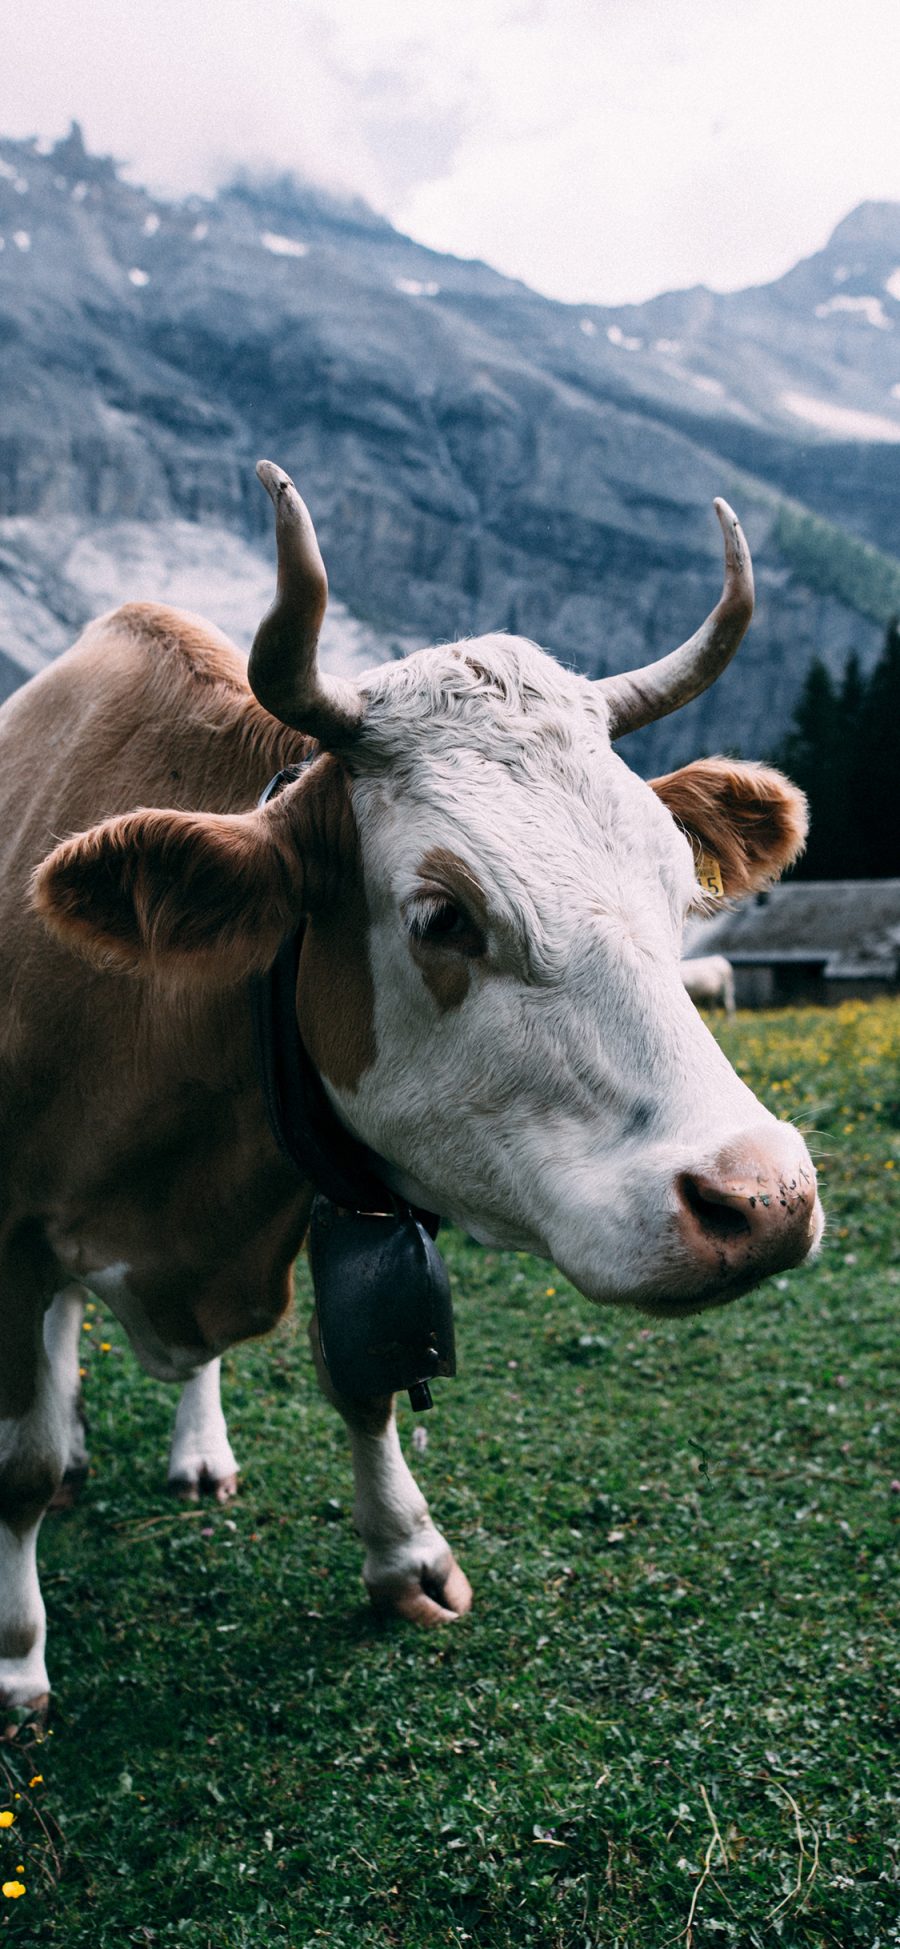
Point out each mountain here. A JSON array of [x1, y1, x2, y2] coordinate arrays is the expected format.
[[2, 122, 900, 772]]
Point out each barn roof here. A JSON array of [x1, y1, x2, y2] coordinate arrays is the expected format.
[[684, 880, 900, 981]]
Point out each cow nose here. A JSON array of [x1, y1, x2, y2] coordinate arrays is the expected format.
[[676, 1132, 820, 1276]]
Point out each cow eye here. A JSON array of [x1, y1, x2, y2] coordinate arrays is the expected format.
[[407, 895, 485, 956]]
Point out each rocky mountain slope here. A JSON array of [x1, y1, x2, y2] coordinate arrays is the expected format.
[[2, 123, 899, 772]]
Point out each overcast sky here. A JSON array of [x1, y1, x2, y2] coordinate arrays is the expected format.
[[4, 0, 900, 305]]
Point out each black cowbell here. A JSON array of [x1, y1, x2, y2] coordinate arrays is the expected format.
[[309, 1195, 456, 1410]]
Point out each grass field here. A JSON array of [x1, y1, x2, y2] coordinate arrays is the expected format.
[[2, 1000, 898, 1948]]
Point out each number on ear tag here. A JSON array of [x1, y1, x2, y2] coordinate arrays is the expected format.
[[696, 849, 724, 898]]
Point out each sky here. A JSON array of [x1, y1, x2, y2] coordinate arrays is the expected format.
[[4, 0, 900, 306]]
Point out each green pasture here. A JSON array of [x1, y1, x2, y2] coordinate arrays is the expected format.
[[3, 1001, 898, 1947]]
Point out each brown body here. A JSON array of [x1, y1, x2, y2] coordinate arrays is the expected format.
[[0, 607, 319, 1401]]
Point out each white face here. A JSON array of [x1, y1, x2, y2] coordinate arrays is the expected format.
[[321, 636, 821, 1315]]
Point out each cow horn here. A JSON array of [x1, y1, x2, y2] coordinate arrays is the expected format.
[[249, 461, 365, 742], [598, 499, 754, 739]]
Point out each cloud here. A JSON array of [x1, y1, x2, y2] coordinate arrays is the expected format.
[[1, 0, 478, 208], [2, 0, 900, 302], [393, 0, 900, 301]]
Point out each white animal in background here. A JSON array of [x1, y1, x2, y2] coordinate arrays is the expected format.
[[681, 954, 736, 1014]]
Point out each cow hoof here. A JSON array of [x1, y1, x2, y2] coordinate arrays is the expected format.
[[48, 1464, 89, 1512], [2, 1694, 50, 1742], [169, 1467, 239, 1505], [366, 1552, 473, 1627]]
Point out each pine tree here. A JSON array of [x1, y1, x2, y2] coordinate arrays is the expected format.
[[839, 649, 865, 727], [851, 619, 900, 877], [831, 652, 866, 876], [776, 629, 900, 877], [776, 659, 843, 878]]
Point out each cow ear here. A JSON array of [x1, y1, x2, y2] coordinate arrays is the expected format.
[[650, 758, 808, 898], [31, 803, 305, 981]]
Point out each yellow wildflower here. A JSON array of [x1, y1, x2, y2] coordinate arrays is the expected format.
[[28, 1776, 42, 1788], [100, 1342, 111, 1352], [2, 1881, 25, 1899], [0, 1812, 13, 1827]]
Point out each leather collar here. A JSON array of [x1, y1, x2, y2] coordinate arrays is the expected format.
[[250, 763, 436, 1222], [250, 763, 451, 1412]]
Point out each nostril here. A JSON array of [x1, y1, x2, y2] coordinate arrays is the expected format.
[[679, 1174, 752, 1243]]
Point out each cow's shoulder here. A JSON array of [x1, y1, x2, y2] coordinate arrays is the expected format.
[[89, 602, 251, 691], [0, 603, 304, 838], [59, 602, 256, 731]]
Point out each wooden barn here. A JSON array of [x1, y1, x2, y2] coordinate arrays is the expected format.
[[683, 881, 900, 1007]]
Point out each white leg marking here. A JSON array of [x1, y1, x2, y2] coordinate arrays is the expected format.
[[44, 1285, 89, 1479], [0, 1522, 48, 1711], [167, 1359, 239, 1503], [0, 1341, 71, 1709], [348, 1413, 472, 1625]]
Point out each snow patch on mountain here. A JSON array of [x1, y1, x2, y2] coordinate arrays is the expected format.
[[814, 294, 892, 329], [781, 391, 900, 441], [607, 324, 641, 351], [260, 231, 308, 258]]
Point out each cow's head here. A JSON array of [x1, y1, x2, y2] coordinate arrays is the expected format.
[[35, 462, 822, 1315]]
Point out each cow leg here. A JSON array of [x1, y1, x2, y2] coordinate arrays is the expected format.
[[0, 1279, 76, 1720], [42, 1288, 238, 1505], [308, 1312, 472, 1625], [46, 1284, 90, 1509], [167, 1358, 239, 1503], [86, 1265, 238, 1500]]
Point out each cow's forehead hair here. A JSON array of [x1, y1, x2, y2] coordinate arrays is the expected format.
[[356, 633, 611, 776], [350, 632, 696, 948]]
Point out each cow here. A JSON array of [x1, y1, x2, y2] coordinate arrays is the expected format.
[[681, 954, 736, 1015], [0, 463, 822, 1723]]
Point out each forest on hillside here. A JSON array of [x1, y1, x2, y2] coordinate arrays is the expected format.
[[775, 617, 900, 878]]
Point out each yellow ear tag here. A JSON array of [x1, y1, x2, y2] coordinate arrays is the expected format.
[[696, 849, 724, 898]]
